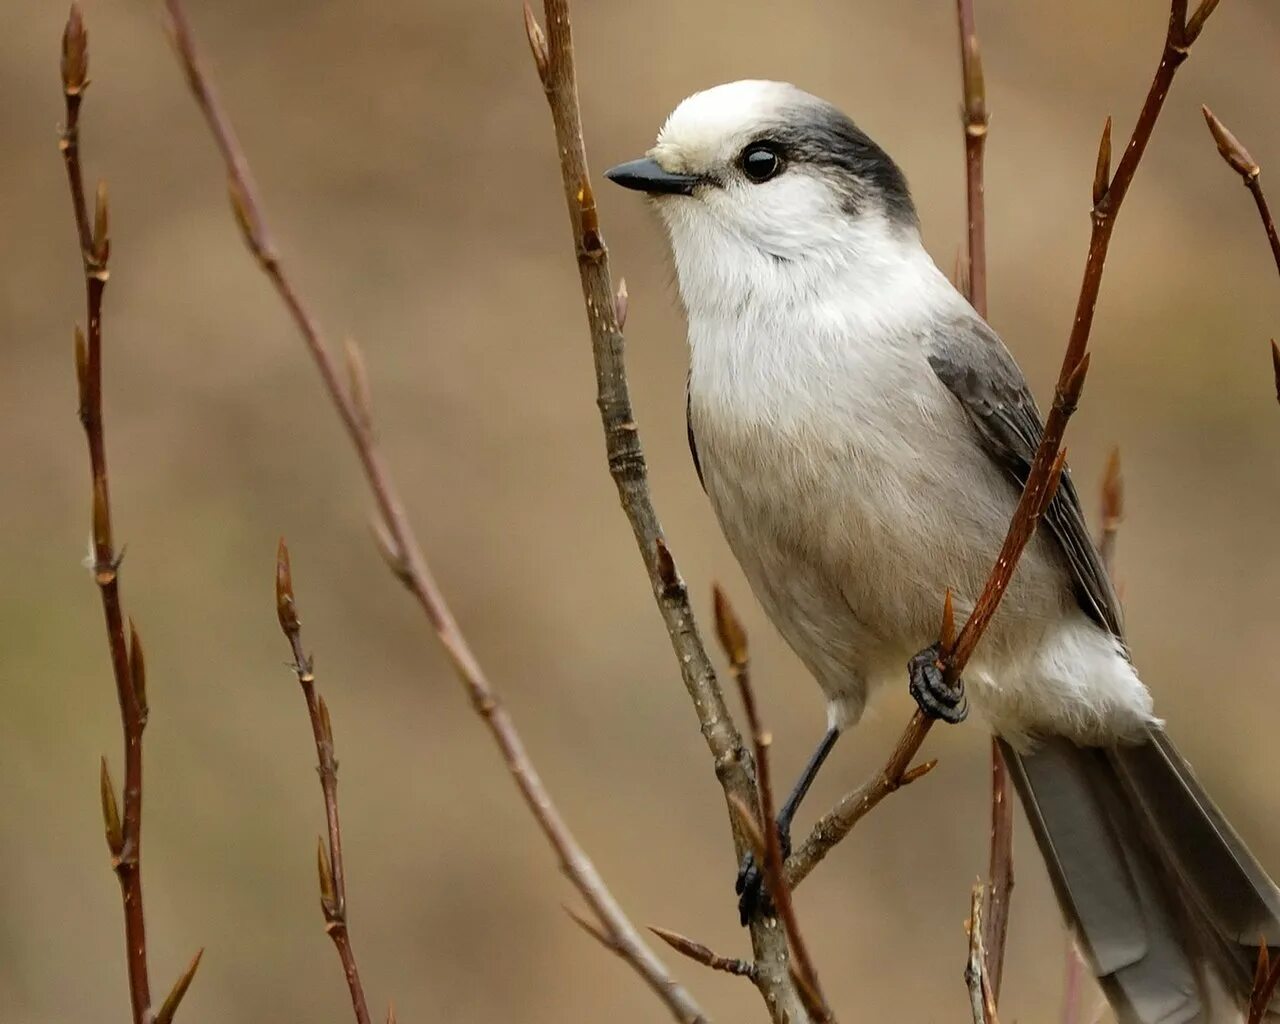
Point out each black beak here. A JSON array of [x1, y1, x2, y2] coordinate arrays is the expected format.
[[604, 157, 700, 196]]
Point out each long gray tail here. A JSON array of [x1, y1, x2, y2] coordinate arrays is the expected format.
[[1001, 731, 1280, 1023]]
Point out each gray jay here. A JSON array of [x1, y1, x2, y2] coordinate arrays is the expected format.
[[606, 80, 1280, 1023]]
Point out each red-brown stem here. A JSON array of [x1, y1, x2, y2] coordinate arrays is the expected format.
[[955, 0, 1014, 995], [789, 0, 1216, 892], [60, 8, 151, 1021], [163, 5, 705, 1022], [275, 541, 371, 1024], [1247, 178, 1280, 280], [718, 590, 832, 1023]]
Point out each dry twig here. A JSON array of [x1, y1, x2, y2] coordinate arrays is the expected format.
[[786, 0, 1221, 891], [522, 0, 808, 1019], [965, 884, 1000, 1024], [275, 540, 373, 1024], [60, 8, 200, 1021], [164, 4, 703, 1021], [953, 0, 1015, 997], [714, 589, 833, 1023]]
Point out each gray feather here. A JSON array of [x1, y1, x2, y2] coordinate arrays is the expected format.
[[927, 315, 1124, 638]]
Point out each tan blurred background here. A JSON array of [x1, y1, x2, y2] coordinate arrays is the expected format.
[[4, 1, 1280, 1021]]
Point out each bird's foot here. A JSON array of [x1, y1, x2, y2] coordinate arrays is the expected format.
[[908, 643, 968, 724], [735, 822, 791, 925]]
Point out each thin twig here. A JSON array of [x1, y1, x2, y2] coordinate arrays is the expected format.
[[1202, 106, 1280, 279], [163, 5, 703, 1022], [714, 589, 833, 1024], [274, 540, 372, 1024], [788, 0, 1220, 891], [954, 0, 1015, 997], [649, 926, 756, 980], [965, 884, 1000, 1024], [521, 1, 807, 1019]]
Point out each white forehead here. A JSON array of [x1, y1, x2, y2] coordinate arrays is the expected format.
[[651, 80, 802, 171]]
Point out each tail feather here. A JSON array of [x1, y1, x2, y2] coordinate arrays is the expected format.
[[1001, 731, 1280, 1024]]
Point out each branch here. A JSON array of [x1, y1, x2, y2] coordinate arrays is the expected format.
[[163, 5, 703, 1022], [61, 9, 202, 1022], [521, 1, 810, 1020], [788, 0, 1220, 891], [965, 884, 1000, 1024], [714, 589, 833, 1024], [1247, 942, 1280, 1024], [275, 540, 373, 1024], [954, 0, 1015, 998]]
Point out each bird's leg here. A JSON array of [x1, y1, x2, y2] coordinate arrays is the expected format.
[[737, 725, 841, 924], [907, 642, 968, 724]]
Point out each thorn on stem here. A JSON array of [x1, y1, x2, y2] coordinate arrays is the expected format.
[[129, 619, 148, 722], [1093, 117, 1113, 206], [99, 756, 123, 856], [522, 2, 549, 82], [712, 584, 749, 670], [61, 4, 88, 95], [562, 904, 617, 952], [152, 948, 204, 1024], [275, 537, 300, 636], [1202, 106, 1260, 181], [614, 278, 629, 330]]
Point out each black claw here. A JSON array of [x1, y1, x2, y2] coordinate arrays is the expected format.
[[908, 643, 968, 724], [734, 822, 792, 925]]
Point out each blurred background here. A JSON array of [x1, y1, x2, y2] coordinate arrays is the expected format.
[[3, 1, 1280, 1021]]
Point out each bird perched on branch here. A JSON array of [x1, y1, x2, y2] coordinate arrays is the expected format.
[[606, 80, 1280, 1024]]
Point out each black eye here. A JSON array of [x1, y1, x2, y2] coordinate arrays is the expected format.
[[740, 144, 784, 183]]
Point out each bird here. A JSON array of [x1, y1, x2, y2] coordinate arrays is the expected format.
[[604, 80, 1280, 1024]]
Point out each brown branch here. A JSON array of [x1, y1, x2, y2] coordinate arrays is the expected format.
[[521, 1, 809, 1019], [954, 0, 1014, 997], [714, 589, 833, 1024], [274, 540, 372, 1024], [964, 884, 1000, 1024], [163, 5, 704, 1022], [788, 0, 1219, 891]]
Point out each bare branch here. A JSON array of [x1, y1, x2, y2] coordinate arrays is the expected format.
[[521, 0, 807, 1018], [59, 8, 166, 1020], [275, 540, 373, 1024], [164, 4, 703, 1021], [965, 884, 1000, 1024], [955, 0, 1014, 996]]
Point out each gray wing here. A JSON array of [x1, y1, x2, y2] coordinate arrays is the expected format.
[[927, 313, 1124, 639]]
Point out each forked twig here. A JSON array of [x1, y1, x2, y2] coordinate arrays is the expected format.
[[275, 540, 373, 1024], [60, 8, 200, 1022], [787, 0, 1222, 891], [164, 4, 704, 1022]]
